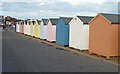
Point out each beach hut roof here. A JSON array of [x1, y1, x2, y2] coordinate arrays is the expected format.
[[49, 18, 58, 25], [100, 13, 120, 24], [61, 17, 73, 24], [77, 16, 94, 24], [37, 20, 41, 25], [42, 19, 48, 25], [32, 21, 36, 25]]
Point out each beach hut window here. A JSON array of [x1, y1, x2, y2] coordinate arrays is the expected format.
[[75, 18, 77, 20], [25, 21, 27, 25], [38, 21, 41, 25], [20, 22, 21, 25], [32, 21, 35, 25], [29, 21, 31, 25]]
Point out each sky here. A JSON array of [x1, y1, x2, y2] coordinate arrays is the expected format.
[[0, 0, 120, 20]]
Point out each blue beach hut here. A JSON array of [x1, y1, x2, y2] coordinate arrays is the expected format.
[[56, 17, 72, 46]]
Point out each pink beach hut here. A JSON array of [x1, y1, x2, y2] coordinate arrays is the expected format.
[[47, 18, 58, 42]]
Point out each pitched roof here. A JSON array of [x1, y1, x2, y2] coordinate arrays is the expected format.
[[37, 20, 41, 25], [42, 19, 48, 25], [77, 16, 94, 24], [49, 18, 59, 25], [61, 17, 73, 24], [100, 13, 120, 24], [32, 21, 35, 25]]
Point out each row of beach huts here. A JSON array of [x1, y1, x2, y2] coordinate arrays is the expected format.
[[13, 13, 120, 58]]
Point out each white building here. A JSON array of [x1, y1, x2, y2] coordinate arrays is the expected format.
[[40, 19, 48, 39], [24, 20, 27, 34], [16, 22, 19, 32], [26, 20, 31, 35], [30, 20, 34, 36], [69, 16, 94, 50]]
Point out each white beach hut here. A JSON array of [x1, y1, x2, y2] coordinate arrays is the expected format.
[[69, 16, 94, 50], [27, 20, 31, 35], [24, 20, 27, 34], [40, 19, 48, 39], [16, 22, 19, 32], [30, 20, 35, 36]]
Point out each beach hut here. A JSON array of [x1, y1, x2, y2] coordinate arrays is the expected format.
[[21, 21, 24, 33], [26, 20, 30, 35], [27, 20, 31, 35], [19, 21, 21, 33], [16, 22, 19, 32], [46, 18, 58, 42], [37, 20, 41, 38], [69, 16, 94, 50], [56, 17, 72, 46], [40, 19, 48, 39], [34, 20, 40, 38], [17, 22, 20, 33], [14, 22, 17, 32], [24, 20, 27, 34], [30, 20, 35, 36], [89, 13, 120, 58]]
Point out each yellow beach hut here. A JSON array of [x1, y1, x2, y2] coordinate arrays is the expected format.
[[34, 20, 41, 38]]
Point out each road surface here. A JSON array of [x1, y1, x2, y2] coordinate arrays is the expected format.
[[2, 30, 118, 72]]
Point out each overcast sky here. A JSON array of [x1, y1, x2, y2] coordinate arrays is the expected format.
[[0, 0, 119, 20]]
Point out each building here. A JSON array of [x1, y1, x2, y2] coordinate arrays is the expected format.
[[34, 20, 41, 38], [0, 16, 4, 25], [16, 22, 19, 32], [89, 13, 120, 58], [19, 21, 22, 33], [24, 20, 27, 34], [47, 18, 58, 42], [69, 16, 94, 50], [56, 17, 72, 46], [21, 21, 24, 33], [40, 19, 48, 39], [30, 20, 35, 36], [26, 20, 31, 35]]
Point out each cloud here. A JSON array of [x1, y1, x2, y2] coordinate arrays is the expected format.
[[2, 0, 57, 2], [2, 0, 119, 2], [0, 2, 2, 6], [40, 10, 44, 12], [2, 2, 118, 19], [60, 0, 119, 6], [38, 2, 45, 6], [119, 1, 120, 13]]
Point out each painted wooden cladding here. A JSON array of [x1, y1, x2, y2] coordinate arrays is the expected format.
[[40, 21, 47, 39], [69, 16, 89, 50], [28, 22, 31, 35], [30, 21, 34, 36], [19, 22, 21, 33], [14, 22, 17, 32], [26, 21, 30, 35], [56, 18, 69, 45], [89, 13, 119, 57], [21, 21, 24, 33], [24, 21, 27, 34], [34, 21, 40, 38], [47, 20, 56, 42], [16, 22, 19, 32]]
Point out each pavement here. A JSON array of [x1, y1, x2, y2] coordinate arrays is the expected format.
[[2, 29, 118, 72]]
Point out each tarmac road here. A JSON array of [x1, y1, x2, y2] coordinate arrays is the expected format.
[[2, 30, 118, 72]]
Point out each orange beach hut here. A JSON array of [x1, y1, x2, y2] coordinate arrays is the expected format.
[[89, 13, 120, 58]]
